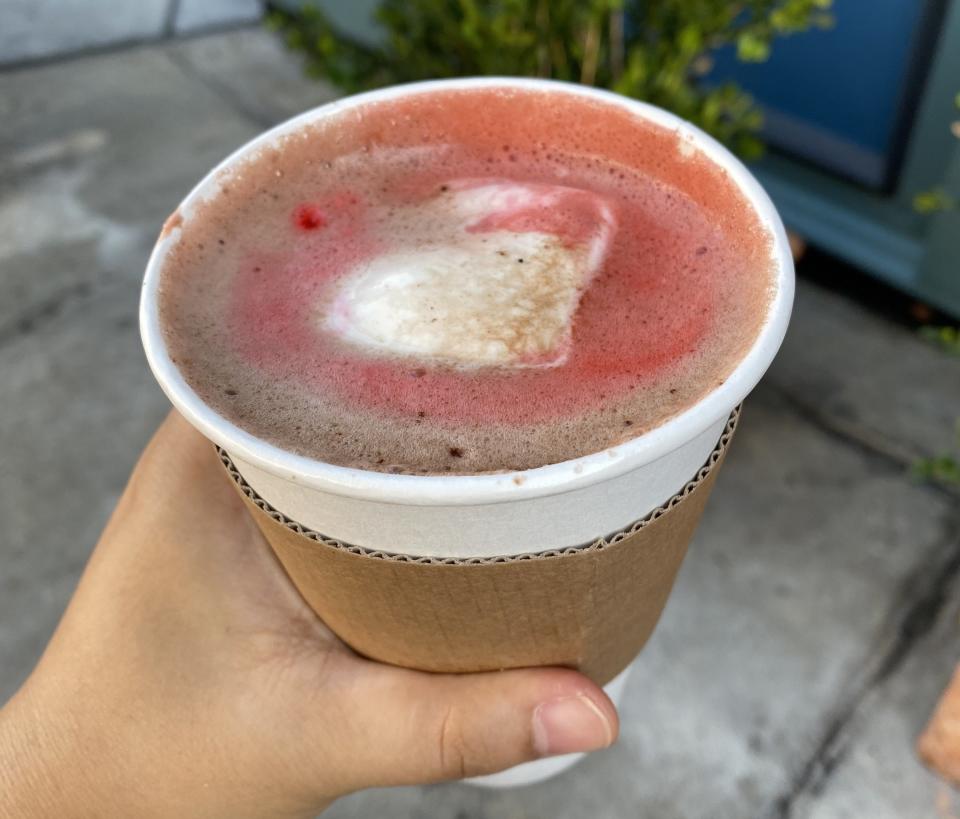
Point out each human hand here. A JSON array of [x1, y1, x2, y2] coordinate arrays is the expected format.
[[0, 411, 617, 819]]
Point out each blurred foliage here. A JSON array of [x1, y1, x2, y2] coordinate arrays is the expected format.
[[267, 0, 833, 159], [914, 189, 956, 213], [912, 420, 960, 488], [914, 327, 960, 488], [919, 325, 960, 357], [912, 95, 960, 489]]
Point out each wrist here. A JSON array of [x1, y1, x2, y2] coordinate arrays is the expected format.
[[0, 679, 333, 819], [0, 684, 92, 819]]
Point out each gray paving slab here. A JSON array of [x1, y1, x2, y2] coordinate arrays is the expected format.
[[789, 547, 960, 819], [324, 390, 956, 819], [165, 27, 339, 127], [175, 0, 262, 33], [0, 0, 168, 65], [0, 42, 261, 700], [768, 279, 960, 466], [0, 281, 170, 701], [0, 43, 260, 341]]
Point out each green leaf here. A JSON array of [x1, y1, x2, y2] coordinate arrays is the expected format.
[[914, 188, 957, 213], [737, 134, 765, 160], [918, 325, 960, 355], [912, 455, 960, 487], [736, 32, 771, 62], [678, 25, 702, 55]]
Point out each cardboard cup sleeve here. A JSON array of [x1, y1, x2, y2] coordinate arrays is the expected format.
[[220, 408, 739, 686]]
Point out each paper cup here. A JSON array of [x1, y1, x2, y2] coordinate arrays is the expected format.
[[218, 406, 738, 684], [140, 78, 793, 785]]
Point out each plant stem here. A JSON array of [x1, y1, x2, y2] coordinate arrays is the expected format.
[[581, 17, 600, 86], [550, 35, 569, 80], [609, 8, 624, 81], [536, 0, 551, 77]]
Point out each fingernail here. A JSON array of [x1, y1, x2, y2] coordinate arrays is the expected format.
[[532, 694, 614, 757]]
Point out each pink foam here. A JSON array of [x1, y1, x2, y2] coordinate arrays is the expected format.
[[159, 85, 774, 472], [228, 177, 710, 425]]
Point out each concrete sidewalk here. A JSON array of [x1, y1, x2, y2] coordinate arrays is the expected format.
[[2, 27, 959, 819]]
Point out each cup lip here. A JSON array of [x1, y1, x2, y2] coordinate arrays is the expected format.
[[140, 76, 794, 507]]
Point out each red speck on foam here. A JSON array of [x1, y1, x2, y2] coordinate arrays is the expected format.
[[293, 204, 327, 231]]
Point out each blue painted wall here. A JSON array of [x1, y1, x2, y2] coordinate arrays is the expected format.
[[710, 0, 937, 189]]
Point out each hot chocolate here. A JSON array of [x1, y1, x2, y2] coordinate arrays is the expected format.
[[157, 85, 774, 474]]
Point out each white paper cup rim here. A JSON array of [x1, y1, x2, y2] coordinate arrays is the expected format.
[[140, 77, 794, 507]]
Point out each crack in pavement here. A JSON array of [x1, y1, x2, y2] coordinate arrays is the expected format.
[[0, 279, 123, 348], [761, 509, 960, 818], [0, 284, 89, 346], [161, 42, 275, 130], [765, 380, 960, 501], [0, 21, 258, 75]]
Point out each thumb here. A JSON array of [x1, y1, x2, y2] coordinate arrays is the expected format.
[[334, 662, 619, 788]]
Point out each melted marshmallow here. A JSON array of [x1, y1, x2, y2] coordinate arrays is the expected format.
[[325, 179, 616, 367]]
